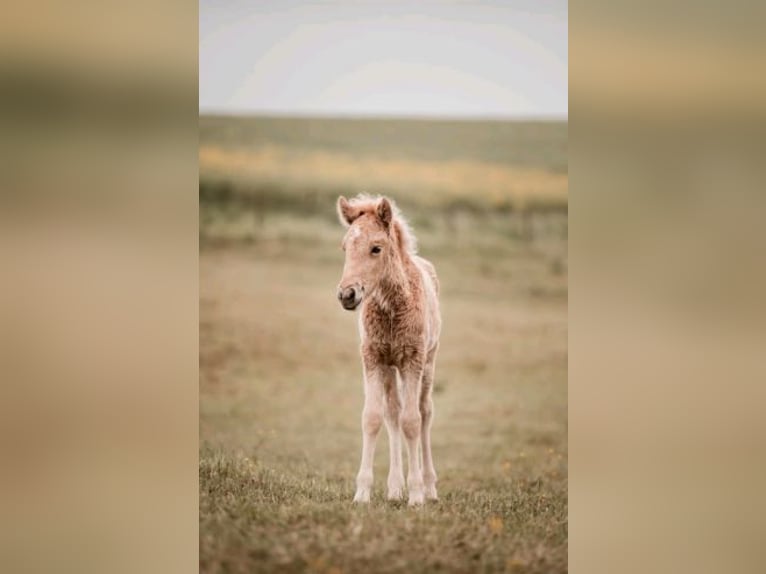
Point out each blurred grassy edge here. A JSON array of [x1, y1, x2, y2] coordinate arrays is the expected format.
[[570, 5, 766, 574], [0, 3, 199, 574]]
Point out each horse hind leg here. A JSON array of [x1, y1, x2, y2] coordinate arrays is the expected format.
[[420, 347, 438, 500], [400, 363, 425, 506]]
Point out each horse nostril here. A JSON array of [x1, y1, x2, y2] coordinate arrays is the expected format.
[[346, 287, 356, 301]]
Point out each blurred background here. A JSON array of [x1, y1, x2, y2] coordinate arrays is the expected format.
[[199, 2, 568, 573], [0, 2, 197, 574], [3, 1, 764, 573]]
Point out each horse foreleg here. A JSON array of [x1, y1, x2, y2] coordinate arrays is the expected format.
[[383, 367, 404, 500], [354, 361, 384, 503]]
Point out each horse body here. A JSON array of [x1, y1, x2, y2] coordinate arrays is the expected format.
[[336, 194, 441, 505]]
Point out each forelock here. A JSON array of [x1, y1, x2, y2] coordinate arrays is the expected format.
[[343, 193, 418, 254]]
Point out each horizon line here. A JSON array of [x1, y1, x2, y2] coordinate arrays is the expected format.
[[198, 108, 568, 122]]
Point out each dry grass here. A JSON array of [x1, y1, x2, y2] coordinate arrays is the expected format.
[[200, 221, 567, 573], [199, 115, 567, 573], [199, 144, 567, 209]]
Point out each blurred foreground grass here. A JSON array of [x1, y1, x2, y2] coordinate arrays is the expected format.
[[200, 115, 567, 573]]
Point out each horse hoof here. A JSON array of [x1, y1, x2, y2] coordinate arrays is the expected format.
[[387, 487, 404, 501], [425, 486, 439, 500], [408, 491, 425, 506], [353, 489, 371, 503]]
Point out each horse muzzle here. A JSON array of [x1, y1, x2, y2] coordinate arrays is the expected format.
[[337, 284, 363, 311]]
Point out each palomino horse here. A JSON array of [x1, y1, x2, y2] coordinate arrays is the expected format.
[[336, 194, 441, 505]]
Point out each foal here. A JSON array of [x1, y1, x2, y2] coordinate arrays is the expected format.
[[336, 194, 441, 505]]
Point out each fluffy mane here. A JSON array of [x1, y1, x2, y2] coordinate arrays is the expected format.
[[339, 193, 418, 255]]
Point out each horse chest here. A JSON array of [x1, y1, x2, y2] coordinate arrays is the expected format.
[[360, 306, 421, 365]]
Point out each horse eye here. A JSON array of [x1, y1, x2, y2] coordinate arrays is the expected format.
[[370, 246, 382, 255]]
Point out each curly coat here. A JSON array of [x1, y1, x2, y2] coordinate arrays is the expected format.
[[336, 194, 441, 505]]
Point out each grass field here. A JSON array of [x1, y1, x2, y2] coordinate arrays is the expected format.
[[200, 116, 568, 573], [199, 115, 568, 216]]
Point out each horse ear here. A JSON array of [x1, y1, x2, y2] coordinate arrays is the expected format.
[[337, 196, 356, 227], [377, 197, 393, 227]]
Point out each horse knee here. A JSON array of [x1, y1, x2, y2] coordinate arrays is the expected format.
[[362, 408, 383, 435], [401, 412, 422, 440], [384, 400, 400, 424]]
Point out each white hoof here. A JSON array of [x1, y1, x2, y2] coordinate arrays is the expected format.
[[353, 488, 371, 503], [425, 484, 439, 500], [408, 489, 425, 506], [387, 485, 404, 500]]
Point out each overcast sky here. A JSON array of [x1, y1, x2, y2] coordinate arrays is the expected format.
[[200, 1, 567, 118]]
